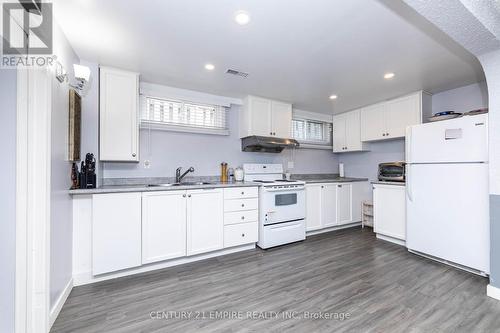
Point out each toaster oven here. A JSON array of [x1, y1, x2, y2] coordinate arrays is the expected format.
[[378, 162, 405, 182]]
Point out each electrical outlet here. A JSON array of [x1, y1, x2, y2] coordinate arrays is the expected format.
[[144, 160, 151, 169], [287, 161, 294, 169]]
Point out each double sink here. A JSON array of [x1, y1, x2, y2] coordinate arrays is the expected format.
[[147, 181, 215, 187]]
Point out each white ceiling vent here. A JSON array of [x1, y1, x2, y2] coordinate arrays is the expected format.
[[226, 69, 249, 78]]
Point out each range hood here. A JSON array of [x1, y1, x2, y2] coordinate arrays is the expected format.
[[241, 136, 300, 153]]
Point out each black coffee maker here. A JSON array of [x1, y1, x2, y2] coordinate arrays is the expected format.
[[79, 153, 97, 189]]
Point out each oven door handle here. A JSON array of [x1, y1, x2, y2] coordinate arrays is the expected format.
[[269, 221, 303, 230], [263, 187, 305, 193]]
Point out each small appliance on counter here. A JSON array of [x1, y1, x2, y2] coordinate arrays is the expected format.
[[234, 167, 244, 181], [378, 162, 405, 182], [79, 153, 97, 189]]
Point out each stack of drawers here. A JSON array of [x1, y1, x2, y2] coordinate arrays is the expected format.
[[223, 187, 259, 248]]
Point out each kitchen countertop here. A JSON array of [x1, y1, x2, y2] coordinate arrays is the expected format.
[[300, 177, 368, 184], [69, 181, 260, 195], [69, 175, 370, 195], [371, 181, 406, 186]]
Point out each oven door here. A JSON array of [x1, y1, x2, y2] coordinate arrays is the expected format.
[[261, 187, 305, 225]]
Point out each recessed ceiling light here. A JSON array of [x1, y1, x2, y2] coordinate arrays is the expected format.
[[329, 95, 338, 100], [205, 63, 215, 71], [384, 72, 395, 79], [234, 10, 250, 25]]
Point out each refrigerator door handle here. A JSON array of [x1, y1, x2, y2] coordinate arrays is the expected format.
[[406, 126, 412, 163], [406, 165, 413, 202]]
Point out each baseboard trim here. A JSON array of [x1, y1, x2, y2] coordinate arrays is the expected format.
[[376, 233, 406, 246], [74, 243, 256, 286], [306, 222, 361, 236], [49, 278, 73, 329], [487, 284, 500, 300]]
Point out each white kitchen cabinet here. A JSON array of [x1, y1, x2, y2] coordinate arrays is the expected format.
[[385, 93, 421, 139], [142, 191, 187, 264], [306, 181, 370, 233], [271, 100, 293, 138], [92, 193, 142, 275], [99, 66, 140, 161], [373, 183, 406, 244], [248, 96, 272, 137], [360, 91, 430, 142], [336, 183, 352, 225], [187, 189, 224, 256], [306, 184, 323, 231], [321, 184, 338, 227], [360, 103, 387, 142], [240, 95, 292, 138], [333, 109, 368, 153]]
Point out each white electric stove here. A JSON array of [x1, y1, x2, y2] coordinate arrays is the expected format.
[[243, 164, 306, 249]]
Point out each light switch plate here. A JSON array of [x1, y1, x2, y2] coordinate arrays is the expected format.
[[287, 161, 294, 169]]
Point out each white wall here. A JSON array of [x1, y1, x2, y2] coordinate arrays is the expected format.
[[49, 23, 80, 309], [103, 104, 340, 178], [432, 81, 488, 114], [0, 69, 17, 333], [337, 140, 405, 180]]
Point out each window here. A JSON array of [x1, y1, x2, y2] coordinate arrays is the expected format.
[[141, 96, 229, 135], [292, 118, 332, 147]]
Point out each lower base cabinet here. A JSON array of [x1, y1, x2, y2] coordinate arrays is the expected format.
[[91, 187, 257, 276], [373, 184, 406, 242], [92, 193, 142, 275], [142, 191, 187, 264], [224, 222, 259, 248], [187, 189, 224, 256], [306, 182, 369, 232]]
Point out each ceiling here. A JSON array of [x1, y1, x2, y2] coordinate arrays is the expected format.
[[53, 0, 485, 114]]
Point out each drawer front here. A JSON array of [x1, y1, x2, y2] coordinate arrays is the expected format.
[[224, 222, 258, 248], [224, 187, 258, 200], [224, 198, 258, 212], [224, 210, 259, 225]]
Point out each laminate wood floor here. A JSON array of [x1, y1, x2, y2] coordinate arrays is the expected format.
[[51, 228, 500, 333]]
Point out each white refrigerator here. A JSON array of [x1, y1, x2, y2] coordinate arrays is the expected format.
[[406, 114, 490, 275]]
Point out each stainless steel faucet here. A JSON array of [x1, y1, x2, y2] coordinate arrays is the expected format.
[[175, 166, 195, 183]]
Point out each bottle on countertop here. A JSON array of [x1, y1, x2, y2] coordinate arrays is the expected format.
[[220, 162, 228, 183], [227, 167, 234, 182]]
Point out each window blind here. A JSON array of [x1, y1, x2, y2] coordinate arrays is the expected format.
[[292, 118, 332, 146], [141, 96, 229, 135]]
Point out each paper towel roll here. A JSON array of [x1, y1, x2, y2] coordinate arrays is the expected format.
[[339, 163, 345, 178]]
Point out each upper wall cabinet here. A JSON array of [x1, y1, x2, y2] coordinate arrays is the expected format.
[[239, 96, 292, 138], [360, 91, 431, 142], [332, 109, 368, 153], [100, 66, 140, 162]]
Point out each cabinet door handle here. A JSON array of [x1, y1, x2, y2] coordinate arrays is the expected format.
[[183, 194, 186, 198], [386, 132, 389, 136], [241, 233, 245, 237], [188, 194, 191, 198], [241, 191, 245, 195], [132, 153, 136, 157], [241, 204, 245, 207], [382, 133, 386, 137], [241, 216, 245, 220], [338, 185, 342, 188], [270, 132, 273, 135]]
